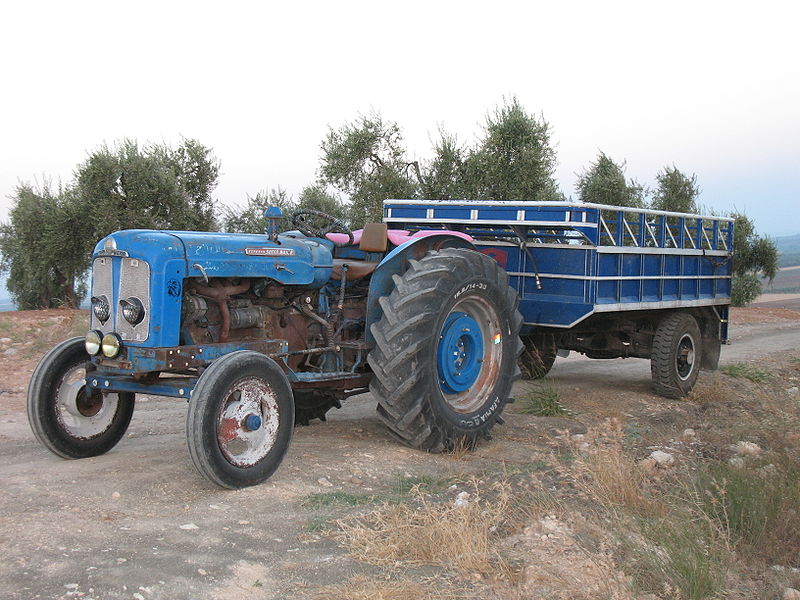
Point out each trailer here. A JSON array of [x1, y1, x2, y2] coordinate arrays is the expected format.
[[27, 201, 733, 488], [384, 200, 733, 396]]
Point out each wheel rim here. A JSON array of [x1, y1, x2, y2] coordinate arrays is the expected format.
[[676, 333, 696, 381], [436, 296, 503, 413], [56, 364, 120, 439], [216, 377, 280, 467]]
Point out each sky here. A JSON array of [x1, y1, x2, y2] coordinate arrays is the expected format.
[[0, 0, 797, 236]]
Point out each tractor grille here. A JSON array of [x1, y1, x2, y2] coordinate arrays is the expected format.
[[90, 256, 151, 342]]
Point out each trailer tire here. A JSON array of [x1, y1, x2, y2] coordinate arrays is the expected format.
[[187, 351, 294, 488], [369, 248, 522, 452], [651, 312, 702, 398], [520, 334, 557, 379], [27, 337, 134, 459], [293, 391, 342, 426]]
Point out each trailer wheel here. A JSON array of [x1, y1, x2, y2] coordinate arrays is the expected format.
[[369, 248, 522, 452], [27, 337, 134, 459], [293, 390, 342, 426], [519, 334, 557, 379], [651, 312, 702, 398], [187, 351, 294, 488]]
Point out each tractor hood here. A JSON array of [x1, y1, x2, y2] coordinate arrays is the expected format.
[[93, 229, 334, 287]]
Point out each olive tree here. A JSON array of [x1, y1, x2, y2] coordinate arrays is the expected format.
[[465, 97, 562, 202], [575, 151, 645, 208], [650, 166, 700, 213], [730, 212, 779, 306], [75, 138, 219, 233], [319, 112, 419, 228], [1, 138, 221, 308], [0, 182, 91, 308]]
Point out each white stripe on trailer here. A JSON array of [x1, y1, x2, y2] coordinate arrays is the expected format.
[[596, 246, 730, 256], [507, 272, 732, 281], [383, 217, 598, 229], [523, 297, 731, 329]]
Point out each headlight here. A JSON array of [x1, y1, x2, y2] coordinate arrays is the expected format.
[[120, 297, 145, 325], [91, 295, 110, 324], [85, 330, 102, 355], [101, 333, 122, 358]]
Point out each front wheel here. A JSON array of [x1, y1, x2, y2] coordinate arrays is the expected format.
[[369, 248, 523, 452], [27, 337, 135, 459], [651, 312, 702, 398], [186, 351, 294, 488]]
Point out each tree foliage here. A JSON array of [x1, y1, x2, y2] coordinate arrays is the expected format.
[[1, 138, 220, 309], [420, 130, 468, 201], [319, 112, 419, 227], [0, 182, 90, 308], [315, 98, 564, 228], [464, 97, 562, 202], [222, 186, 347, 234], [75, 138, 219, 233], [222, 188, 292, 234], [575, 151, 645, 207], [650, 166, 700, 213], [729, 211, 778, 306]]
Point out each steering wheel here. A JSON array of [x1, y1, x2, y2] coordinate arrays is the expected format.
[[291, 210, 354, 247]]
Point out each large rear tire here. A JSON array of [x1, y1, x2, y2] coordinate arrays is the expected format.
[[651, 312, 702, 398], [187, 351, 294, 488], [27, 337, 134, 459], [368, 248, 523, 452]]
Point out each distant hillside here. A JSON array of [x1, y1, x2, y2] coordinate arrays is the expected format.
[[774, 233, 800, 268], [0, 275, 12, 312]]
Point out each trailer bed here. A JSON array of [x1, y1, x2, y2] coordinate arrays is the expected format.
[[384, 200, 734, 333]]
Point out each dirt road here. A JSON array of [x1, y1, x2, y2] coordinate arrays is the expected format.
[[1, 310, 799, 600]]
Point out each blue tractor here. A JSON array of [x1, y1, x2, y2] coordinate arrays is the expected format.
[[27, 201, 733, 488], [27, 208, 522, 488]]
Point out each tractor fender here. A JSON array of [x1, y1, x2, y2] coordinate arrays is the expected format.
[[365, 233, 475, 346]]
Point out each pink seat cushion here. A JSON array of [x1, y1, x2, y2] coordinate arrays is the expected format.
[[325, 228, 473, 246]]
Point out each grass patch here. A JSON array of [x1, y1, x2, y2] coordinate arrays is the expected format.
[[301, 491, 378, 509], [304, 516, 334, 532], [688, 373, 735, 404], [518, 381, 572, 417], [309, 576, 437, 600], [720, 363, 772, 383], [577, 421, 663, 518], [336, 486, 513, 575], [620, 516, 728, 600], [393, 474, 435, 496], [697, 459, 800, 566]]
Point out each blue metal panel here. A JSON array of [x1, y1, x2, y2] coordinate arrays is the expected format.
[[384, 200, 733, 329]]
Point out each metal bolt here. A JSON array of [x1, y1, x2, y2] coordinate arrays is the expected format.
[[178, 389, 185, 396], [104, 380, 109, 387]]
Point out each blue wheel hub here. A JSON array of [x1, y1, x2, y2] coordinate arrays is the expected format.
[[244, 413, 262, 431], [437, 311, 484, 394]]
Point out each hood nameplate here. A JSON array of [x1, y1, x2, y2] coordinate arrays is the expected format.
[[244, 247, 296, 257]]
